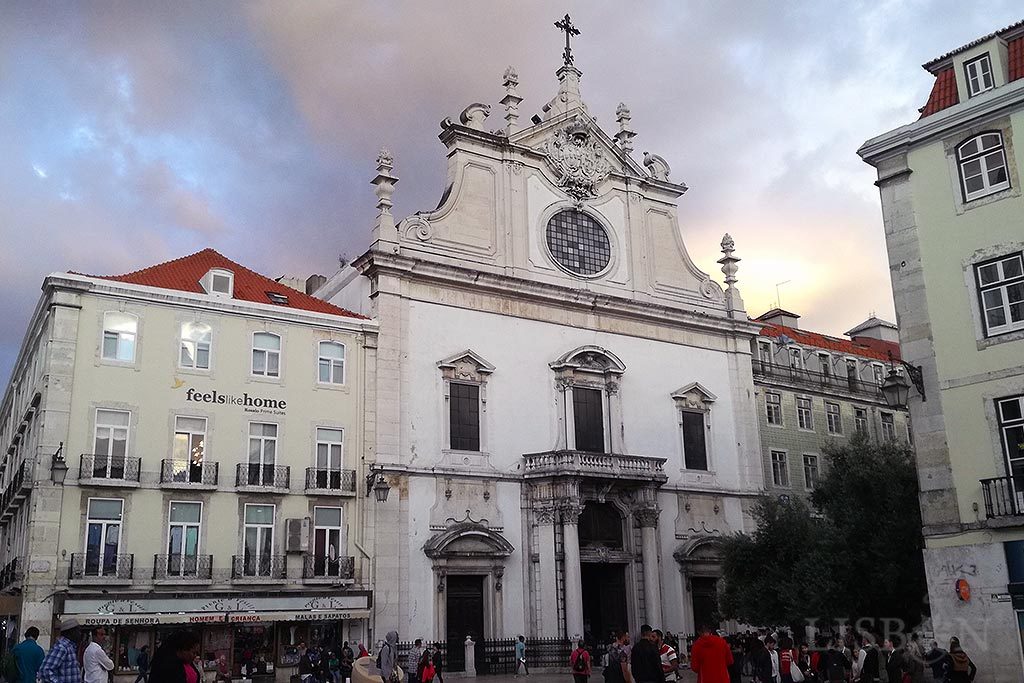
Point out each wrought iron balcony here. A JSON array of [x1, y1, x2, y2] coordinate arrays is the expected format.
[[79, 454, 141, 485], [754, 362, 884, 399], [0, 557, 22, 590], [522, 450, 668, 483], [69, 552, 134, 580], [981, 477, 1023, 518], [304, 468, 357, 494], [153, 553, 213, 580], [303, 553, 355, 581], [232, 554, 286, 580], [160, 459, 219, 487], [235, 463, 290, 490], [0, 459, 33, 522]]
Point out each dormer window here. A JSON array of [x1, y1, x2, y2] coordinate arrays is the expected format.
[[201, 269, 234, 297], [964, 53, 994, 97], [266, 291, 289, 305]]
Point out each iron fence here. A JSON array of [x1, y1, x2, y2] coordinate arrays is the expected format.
[[304, 467, 357, 493], [235, 463, 290, 489], [80, 454, 141, 482], [232, 553, 286, 579], [303, 554, 355, 580], [160, 459, 219, 486], [981, 476, 1022, 517], [70, 552, 134, 580], [153, 553, 214, 580]]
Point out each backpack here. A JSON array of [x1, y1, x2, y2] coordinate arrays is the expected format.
[[421, 661, 436, 682], [951, 652, 970, 673], [573, 651, 588, 673], [603, 649, 624, 683], [2, 652, 19, 683]]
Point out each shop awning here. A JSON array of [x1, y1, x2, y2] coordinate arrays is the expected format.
[[59, 613, 228, 626], [227, 609, 371, 623]]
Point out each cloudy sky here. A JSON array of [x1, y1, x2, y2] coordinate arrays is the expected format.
[[1, 1, 1021, 382]]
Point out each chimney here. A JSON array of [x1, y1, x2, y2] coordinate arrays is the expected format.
[[305, 274, 327, 295], [755, 308, 800, 330], [844, 317, 899, 344]]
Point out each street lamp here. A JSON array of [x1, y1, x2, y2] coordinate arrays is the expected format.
[[365, 466, 391, 502], [50, 442, 68, 485], [881, 351, 926, 409]]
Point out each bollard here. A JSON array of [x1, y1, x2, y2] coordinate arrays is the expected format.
[[464, 635, 476, 677]]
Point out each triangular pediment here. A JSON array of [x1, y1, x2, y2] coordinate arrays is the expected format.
[[671, 382, 717, 404], [436, 349, 495, 374]]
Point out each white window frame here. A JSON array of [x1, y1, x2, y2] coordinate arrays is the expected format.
[[880, 412, 896, 442], [251, 332, 281, 378], [797, 397, 813, 431], [203, 268, 234, 297], [311, 506, 345, 575], [788, 347, 803, 370], [817, 352, 832, 377], [975, 252, 1024, 337], [101, 311, 138, 363], [826, 402, 842, 435], [964, 53, 994, 97], [758, 341, 774, 372], [84, 497, 124, 576], [173, 416, 207, 465], [315, 427, 344, 472], [93, 409, 130, 477], [854, 407, 869, 436], [766, 392, 783, 426], [166, 501, 202, 577], [179, 322, 213, 370], [317, 341, 346, 385], [872, 363, 885, 386], [802, 454, 819, 490], [248, 422, 278, 468], [771, 450, 789, 488], [242, 503, 276, 574], [957, 132, 1011, 202]]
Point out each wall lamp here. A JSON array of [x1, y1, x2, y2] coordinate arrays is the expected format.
[[881, 351, 926, 409]]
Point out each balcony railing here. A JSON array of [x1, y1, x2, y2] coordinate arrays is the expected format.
[[232, 554, 286, 579], [0, 459, 33, 522], [754, 362, 884, 398], [160, 459, 219, 486], [981, 477, 1023, 518], [304, 468, 357, 494], [153, 554, 213, 580], [69, 552, 134, 580], [235, 463, 290, 490], [303, 553, 355, 581], [0, 557, 22, 590], [79, 454, 141, 483], [522, 450, 668, 482]]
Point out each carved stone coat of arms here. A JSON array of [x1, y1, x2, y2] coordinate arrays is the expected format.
[[543, 123, 612, 200]]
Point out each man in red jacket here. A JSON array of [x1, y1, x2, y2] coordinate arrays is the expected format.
[[690, 624, 733, 683]]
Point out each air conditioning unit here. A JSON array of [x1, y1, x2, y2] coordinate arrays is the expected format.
[[285, 517, 310, 553]]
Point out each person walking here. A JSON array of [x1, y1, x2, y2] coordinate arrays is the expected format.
[[11, 627, 45, 683], [135, 645, 151, 683], [430, 644, 444, 683], [148, 630, 201, 683], [747, 638, 772, 683], [514, 636, 528, 678], [689, 623, 732, 683], [631, 626, 664, 683], [777, 636, 797, 683], [606, 632, 633, 683], [38, 619, 82, 683], [655, 631, 677, 683], [83, 627, 115, 683], [415, 649, 434, 683], [946, 638, 976, 683], [923, 641, 947, 683], [570, 640, 591, 683], [378, 632, 401, 683], [407, 640, 424, 683]]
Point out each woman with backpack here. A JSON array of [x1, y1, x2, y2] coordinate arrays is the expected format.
[[570, 641, 591, 683], [416, 649, 435, 683], [946, 638, 977, 683]]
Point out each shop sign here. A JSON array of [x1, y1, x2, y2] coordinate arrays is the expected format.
[[227, 610, 371, 623], [63, 594, 369, 615], [62, 613, 228, 626], [184, 388, 287, 415]]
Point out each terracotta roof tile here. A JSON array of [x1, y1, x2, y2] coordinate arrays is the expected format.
[[759, 323, 901, 362], [76, 248, 366, 319], [1010, 37, 1024, 82], [919, 67, 959, 118]]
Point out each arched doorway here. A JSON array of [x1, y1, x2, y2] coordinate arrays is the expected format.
[[674, 538, 724, 633], [578, 502, 628, 644]]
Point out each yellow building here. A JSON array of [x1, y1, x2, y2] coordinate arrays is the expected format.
[[859, 21, 1024, 679], [0, 249, 378, 681]]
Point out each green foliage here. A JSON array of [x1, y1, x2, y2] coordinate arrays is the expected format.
[[718, 434, 926, 629]]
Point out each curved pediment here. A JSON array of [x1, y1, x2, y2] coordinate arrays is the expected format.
[[423, 522, 515, 559], [550, 345, 626, 375]]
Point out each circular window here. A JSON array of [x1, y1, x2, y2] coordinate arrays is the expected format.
[[545, 209, 611, 276]]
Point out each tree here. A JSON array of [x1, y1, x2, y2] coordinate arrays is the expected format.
[[719, 434, 927, 630]]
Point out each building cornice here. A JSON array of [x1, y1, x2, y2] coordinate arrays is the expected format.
[[47, 274, 379, 334], [858, 78, 1024, 164]]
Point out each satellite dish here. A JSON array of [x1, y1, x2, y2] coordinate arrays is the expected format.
[[778, 334, 795, 346]]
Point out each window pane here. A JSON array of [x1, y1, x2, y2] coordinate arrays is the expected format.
[[196, 347, 210, 368], [980, 133, 1000, 151], [252, 350, 266, 373], [245, 505, 275, 525], [319, 342, 344, 360], [979, 263, 1000, 285], [170, 501, 202, 524], [180, 341, 195, 367], [98, 410, 130, 427], [116, 334, 135, 362], [450, 383, 481, 451], [681, 411, 708, 471], [319, 360, 331, 383], [105, 312, 137, 334], [316, 428, 343, 443], [572, 387, 604, 453], [999, 398, 1023, 423], [987, 307, 1008, 328], [960, 139, 979, 157], [983, 289, 1005, 308], [103, 333, 119, 359], [176, 416, 206, 433], [1003, 258, 1023, 280], [254, 333, 280, 350], [267, 352, 279, 376], [314, 507, 342, 527], [88, 498, 124, 520]]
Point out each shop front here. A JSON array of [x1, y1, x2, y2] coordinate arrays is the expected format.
[[58, 592, 372, 683]]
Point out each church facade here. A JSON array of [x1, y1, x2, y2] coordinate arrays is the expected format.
[[319, 38, 765, 649]]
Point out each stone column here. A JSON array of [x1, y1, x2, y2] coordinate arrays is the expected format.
[[561, 502, 584, 641], [536, 505, 560, 637], [637, 506, 662, 628]]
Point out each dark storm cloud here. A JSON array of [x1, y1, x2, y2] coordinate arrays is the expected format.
[[1, 1, 1021, 381]]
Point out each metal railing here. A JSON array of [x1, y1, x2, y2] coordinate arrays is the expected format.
[[304, 468, 357, 493], [70, 552, 134, 580], [153, 554, 214, 580], [79, 454, 141, 482], [235, 463, 290, 489], [0, 459, 33, 521], [981, 476, 1023, 518], [303, 553, 355, 580], [754, 362, 884, 398], [0, 557, 21, 589], [160, 459, 219, 486], [522, 450, 668, 481], [231, 554, 286, 579]]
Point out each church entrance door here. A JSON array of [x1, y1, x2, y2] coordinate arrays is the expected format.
[[689, 576, 720, 630], [581, 562, 627, 645], [446, 574, 485, 672]]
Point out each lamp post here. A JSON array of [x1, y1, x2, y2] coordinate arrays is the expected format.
[[50, 442, 68, 485]]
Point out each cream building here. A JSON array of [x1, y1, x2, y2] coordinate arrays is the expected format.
[[0, 249, 377, 681], [318, 24, 764, 666], [859, 21, 1024, 680]]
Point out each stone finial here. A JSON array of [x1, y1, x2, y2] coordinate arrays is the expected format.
[[459, 103, 491, 131], [613, 102, 637, 154], [717, 233, 745, 317], [500, 65, 524, 134], [370, 147, 399, 244], [643, 151, 671, 181]]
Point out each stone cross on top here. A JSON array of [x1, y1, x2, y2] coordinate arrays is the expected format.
[[554, 14, 580, 66]]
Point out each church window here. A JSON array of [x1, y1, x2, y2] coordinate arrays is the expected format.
[[545, 209, 611, 276], [573, 387, 605, 453], [680, 411, 708, 471], [957, 132, 1009, 202], [449, 383, 481, 451]]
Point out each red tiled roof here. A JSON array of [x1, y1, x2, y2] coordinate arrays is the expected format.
[[77, 248, 366, 319], [919, 67, 959, 119], [759, 323, 901, 362], [1010, 37, 1024, 82]]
